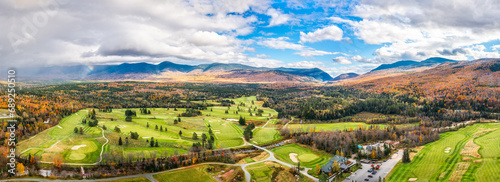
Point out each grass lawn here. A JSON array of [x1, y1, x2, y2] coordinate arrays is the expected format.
[[108, 177, 150, 182], [252, 128, 281, 144], [271, 144, 333, 168], [246, 161, 314, 182], [205, 118, 244, 148], [286, 122, 419, 132], [387, 123, 500, 182], [154, 166, 217, 182], [153, 164, 240, 182]]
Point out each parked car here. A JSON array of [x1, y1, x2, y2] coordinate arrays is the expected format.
[[364, 179, 370, 181], [372, 171, 377, 175], [368, 168, 373, 172], [383, 160, 387, 162], [368, 175, 373, 178]]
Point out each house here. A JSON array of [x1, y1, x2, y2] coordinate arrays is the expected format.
[[321, 155, 348, 174]]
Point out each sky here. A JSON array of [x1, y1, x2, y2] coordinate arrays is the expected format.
[[2, 0, 500, 77]]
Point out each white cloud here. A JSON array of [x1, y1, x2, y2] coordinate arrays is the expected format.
[[323, 63, 379, 77], [247, 57, 283, 68], [492, 45, 500, 51], [285, 61, 325, 68], [0, 0, 268, 67], [332, 57, 352, 64], [299, 25, 344, 43], [256, 54, 271, 58], [258, 37, 304, 50], [295, 50, 343, 57], [266, 8, 291, 26], [339, 0, 500, 63]]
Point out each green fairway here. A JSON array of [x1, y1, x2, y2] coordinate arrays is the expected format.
[[270, 144, 333, 168], [387, 123, 500, 182], [474, 127, 500, 182], [252, 128, 281, 144], [153, 165, 218, 182], [286, 122, 418, 132], [246, 161, 315, 182], [153, 164, 240, 182], [205, 118, 244, 148]]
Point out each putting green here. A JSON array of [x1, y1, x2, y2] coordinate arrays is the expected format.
[[298, 153, 319, 162], [68, 153, 86, 160]]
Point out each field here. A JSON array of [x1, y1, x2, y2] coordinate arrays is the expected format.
[[246, 161, 314, 182], [387, 123, 500, 182], [17, 96, 281, 163], [153, 164, 242, 182], [270, 144, 333, 168]]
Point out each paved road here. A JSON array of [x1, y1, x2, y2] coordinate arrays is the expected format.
[[343, 149, 403, 182]]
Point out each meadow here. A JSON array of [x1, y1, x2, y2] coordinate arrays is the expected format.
[[270, 144, 333, 168], [386, 123, 500, 182]]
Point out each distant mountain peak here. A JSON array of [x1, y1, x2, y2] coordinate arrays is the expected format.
[[331, 73, 359, 81], [371, 57, 457, 72]]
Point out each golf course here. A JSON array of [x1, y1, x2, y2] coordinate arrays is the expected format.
[[387, 123, 500, 182], [16, 96, 282, 164]]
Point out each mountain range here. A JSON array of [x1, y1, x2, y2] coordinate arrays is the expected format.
[[16, 57, 465, 83], [18, 61, 334, 82]]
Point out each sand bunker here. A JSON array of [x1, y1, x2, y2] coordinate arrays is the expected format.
[[142, 137, 150, 139], [444, 147, 451, 153], [57, 126, 63, 129], [215, 132, 221, 134], [71, 144, 87, 150], [473, 159, 483, 163], [408, 178, 418, 181], [289, 153, 299, 163], [227, 119, 238, 122], [117, 125, 127, 128]]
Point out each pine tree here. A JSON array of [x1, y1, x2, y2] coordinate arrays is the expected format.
[[150, 137, 155, 147], [118, 137, 123, 145], [74, 127, 78, 133], [155, 140, 159, 147], [192, 132, 198, 140]]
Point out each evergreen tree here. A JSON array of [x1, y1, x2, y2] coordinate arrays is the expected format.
[[238, 116, 246, 125], [179, 130, 183, 137], [150, 137, 155, 147], [403, 149, 411, 163], [74, 127, 78, 133], [192, 132, 198, 140], [155, 140, 159, 147], [118, 137, 123, 145]]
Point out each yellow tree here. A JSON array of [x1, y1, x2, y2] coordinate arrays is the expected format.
[[17, 163, 25, 175], [332, 161, 339, 173], [336, 150, 339, 156], [371, 149, 377, 159], [341, 151, 345, 157]]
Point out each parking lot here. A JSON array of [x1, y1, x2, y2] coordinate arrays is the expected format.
[[342, 149, 403, 182]]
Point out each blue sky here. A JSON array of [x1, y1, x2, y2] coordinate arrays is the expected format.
[[2, 0, 500, 77]]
